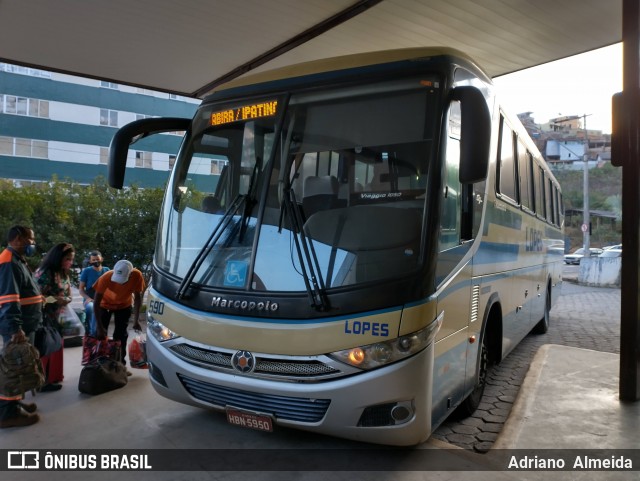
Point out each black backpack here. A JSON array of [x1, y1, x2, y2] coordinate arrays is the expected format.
[[0, 337, 45, 397]]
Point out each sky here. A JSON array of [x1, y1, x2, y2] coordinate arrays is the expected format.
[[492, 43, 622, 134]]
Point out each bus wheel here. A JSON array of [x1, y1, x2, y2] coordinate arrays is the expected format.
[[456, 334, 489, 417], [532, 288, 551, 334]]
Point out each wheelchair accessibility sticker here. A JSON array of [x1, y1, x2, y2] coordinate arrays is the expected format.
[[224, 260, 248, 287]]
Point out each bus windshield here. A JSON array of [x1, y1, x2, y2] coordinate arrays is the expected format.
[[156, 77, 439, 293]]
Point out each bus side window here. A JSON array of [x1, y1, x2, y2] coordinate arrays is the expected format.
[[497, 116, 518, 203], [536, 166, 546, 220], [547, 178, 555, 224], [518, 144, 534, 212], [555, 188, 563, 227], [439, 101, 462, 251]]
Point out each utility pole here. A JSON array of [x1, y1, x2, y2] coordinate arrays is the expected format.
[[581, 114, 591, 257], [555, 114, 591, 253]]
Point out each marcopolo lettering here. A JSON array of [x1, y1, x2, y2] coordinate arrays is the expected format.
[[211, 296, 279, 312]]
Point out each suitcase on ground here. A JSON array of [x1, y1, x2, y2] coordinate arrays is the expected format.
[[40, 346, 64, 384]]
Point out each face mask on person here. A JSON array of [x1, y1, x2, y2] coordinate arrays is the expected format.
[[91, 261, 102, 267], [24, 244, 36, 257]]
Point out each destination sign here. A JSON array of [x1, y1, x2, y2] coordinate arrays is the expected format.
[[210, 100, 278, 126]]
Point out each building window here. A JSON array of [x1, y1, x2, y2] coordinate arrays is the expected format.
[[32, 140, 48, 158], [1, 137, 48, 158], [169, 155, 176, 171], [16, 97, 28, 115], [135, 151, 152, 169], [101, 81, 119, 89], [15, 138, 31, 157], [210, 159, 227, 175], [0, 136, 12, 155], [1, 95, 49, 118], [29, 99, 49, 118], [100, 147, 109, 164], [0, 63, 51, 78], [3, 95, 16, 113], [100, 109, 118, 127], [39, 100, 49, 118]]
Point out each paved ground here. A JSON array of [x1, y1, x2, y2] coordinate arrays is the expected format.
[[1, 271, 632, 480], [66, 271, 623, 453], [6, 272, 622, 458], [432, 278, 621, 451]]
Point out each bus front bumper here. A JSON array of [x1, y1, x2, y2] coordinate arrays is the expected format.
[[145, 335, 434, 446]]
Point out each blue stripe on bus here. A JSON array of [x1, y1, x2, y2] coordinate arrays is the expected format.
[[474, 241, 520, 265]]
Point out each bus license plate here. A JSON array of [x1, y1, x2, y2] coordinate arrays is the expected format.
[[226, 408, 273, 432]]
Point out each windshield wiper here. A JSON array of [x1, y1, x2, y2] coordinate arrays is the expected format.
[[281, 187, 329, 311], [176, 194, 245, 299]]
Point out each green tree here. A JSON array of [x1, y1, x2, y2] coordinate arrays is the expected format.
[[0, 178, 164, 285]]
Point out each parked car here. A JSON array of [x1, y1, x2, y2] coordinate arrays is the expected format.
[[599, 248, 622, 258], [564, 247, 604, 265], [603, 244, 622, 251], [544, 239, 565, 256]]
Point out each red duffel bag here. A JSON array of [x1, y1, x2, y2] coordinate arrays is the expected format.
[[81, 336, 121, 365]]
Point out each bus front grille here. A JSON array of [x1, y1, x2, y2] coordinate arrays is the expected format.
[[169, 343, 342, 381], [177, 374, 331, 423]]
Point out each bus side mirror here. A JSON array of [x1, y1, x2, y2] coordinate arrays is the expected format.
[[611, 91, 624, 167], [108, 117, 191, 189], [451, 86, 491, 184]]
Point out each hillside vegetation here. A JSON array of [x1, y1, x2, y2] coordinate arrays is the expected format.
[[553, 162, 622, 250]]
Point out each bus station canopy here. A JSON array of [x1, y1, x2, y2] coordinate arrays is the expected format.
[[3, 0, 640, 401], [0, 0, 622, 98]]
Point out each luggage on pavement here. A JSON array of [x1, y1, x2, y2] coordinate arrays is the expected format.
[[81, 336, 121, 365], [77, 358, 128, 395]]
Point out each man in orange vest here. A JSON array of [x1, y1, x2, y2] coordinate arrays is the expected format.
[[0, 225, 43, 428]]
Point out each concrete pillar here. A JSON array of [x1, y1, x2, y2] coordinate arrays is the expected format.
[[615, 0, 640, 401]]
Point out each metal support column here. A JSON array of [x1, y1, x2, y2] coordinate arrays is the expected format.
[[617, 0, 640, 401]]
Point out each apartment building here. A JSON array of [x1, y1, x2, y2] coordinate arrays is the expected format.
[[0, 63, 200, 187]]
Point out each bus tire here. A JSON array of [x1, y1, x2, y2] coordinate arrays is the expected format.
[[456, 333, 489, 417], [532, 287, 551, 334]]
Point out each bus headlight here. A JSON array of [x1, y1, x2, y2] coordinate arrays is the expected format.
[[329, 313, 443, 370], [148, 316, 181, 342]]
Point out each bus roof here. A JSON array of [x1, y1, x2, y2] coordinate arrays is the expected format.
[[212, 47, 490, 94]]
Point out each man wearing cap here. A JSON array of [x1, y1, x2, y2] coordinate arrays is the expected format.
[[93, 259, 145, 367]]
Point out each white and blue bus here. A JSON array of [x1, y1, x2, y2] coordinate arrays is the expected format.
[[109, 48, 563, 446]]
